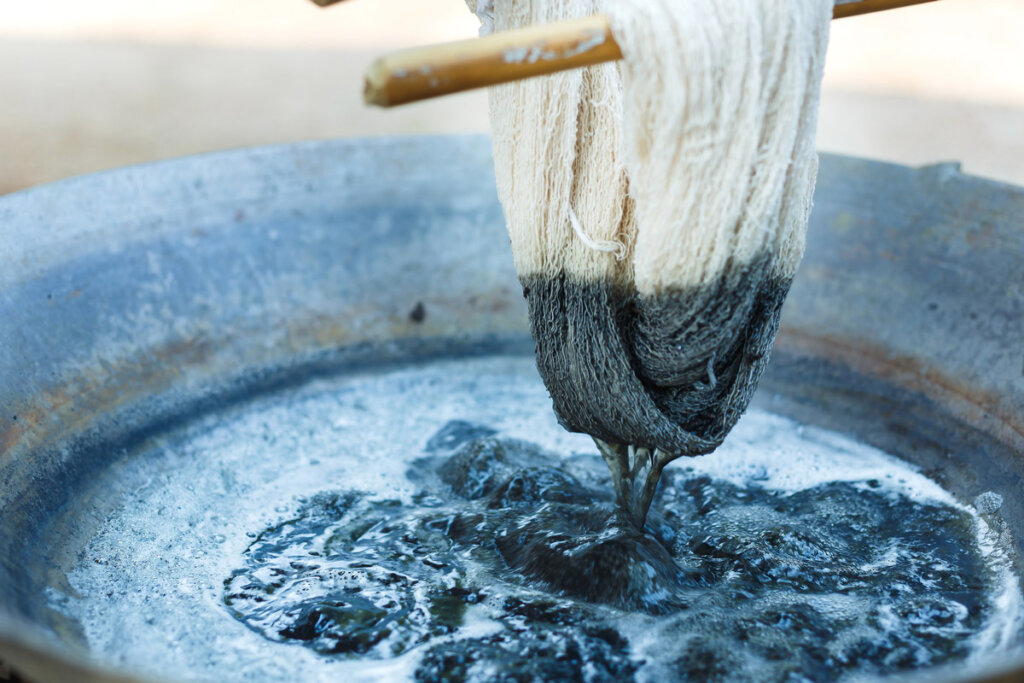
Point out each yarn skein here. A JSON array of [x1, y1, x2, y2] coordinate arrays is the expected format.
[[470, 0, 831, 464]]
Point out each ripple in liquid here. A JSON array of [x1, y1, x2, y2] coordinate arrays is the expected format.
[[222, 419, 1013, 682]]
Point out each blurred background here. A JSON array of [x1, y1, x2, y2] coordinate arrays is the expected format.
[[0, 0, 1021, 195]]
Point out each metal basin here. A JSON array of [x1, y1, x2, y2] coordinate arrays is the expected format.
[[1, 136, 1023, 681]]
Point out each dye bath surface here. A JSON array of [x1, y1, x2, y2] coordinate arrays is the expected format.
[[49, 356, 1023, 682]]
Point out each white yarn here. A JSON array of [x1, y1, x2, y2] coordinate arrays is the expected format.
[[464, 0, 496, 36], [568, 204, 625, 260], [467, 0, 831, 293], [609, 0, 832, 293]]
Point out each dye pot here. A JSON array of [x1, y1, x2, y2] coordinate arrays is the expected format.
[[1, 136, 1023, 682]]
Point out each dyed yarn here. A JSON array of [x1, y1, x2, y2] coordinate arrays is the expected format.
[[468, 0, 832, 461]]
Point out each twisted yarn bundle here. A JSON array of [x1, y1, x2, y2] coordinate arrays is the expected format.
[[469, 0, 832, 457]]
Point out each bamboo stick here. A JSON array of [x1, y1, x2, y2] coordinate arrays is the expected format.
[[833, 0, 938, 19], [364, 14, 620, 107], [360, 0, 940, 108]]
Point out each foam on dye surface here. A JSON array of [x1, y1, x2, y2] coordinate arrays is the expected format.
[[49, 356, 1022, 682]]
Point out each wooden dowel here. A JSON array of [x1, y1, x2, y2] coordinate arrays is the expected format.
[[364, 15, 620, 107], [833, 0, 938, 19], [311, 0, 938, 12], [362, 0, 941, 108]]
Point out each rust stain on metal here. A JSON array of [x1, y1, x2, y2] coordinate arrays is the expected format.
[[778, 328, 1024, 447], [1, 289, 525, 462], [1, 335, 216, 462]]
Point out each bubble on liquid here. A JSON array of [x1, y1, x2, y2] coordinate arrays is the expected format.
[[48, 356, 1024, 682], [975, 491, 1005, 516]]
